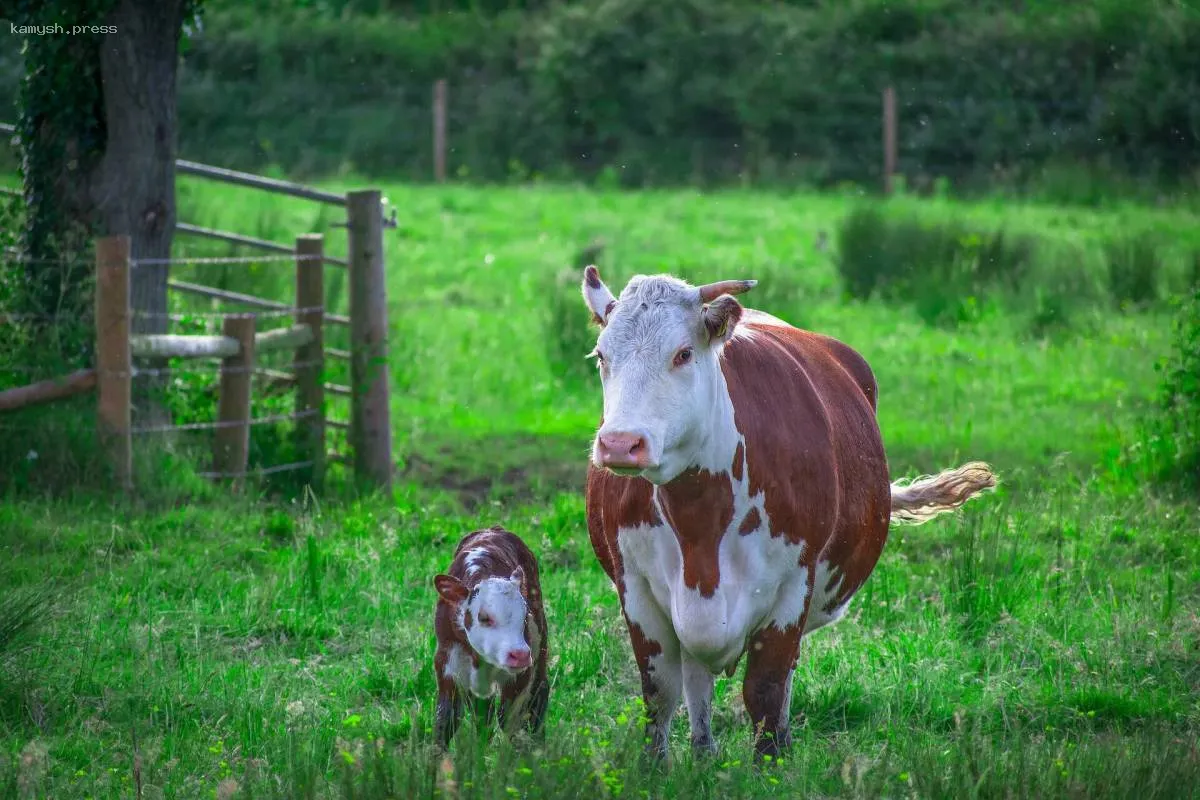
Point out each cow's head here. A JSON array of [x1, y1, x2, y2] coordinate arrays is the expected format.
[[581, 266, 755, 484], [435, 568, 533, 672]]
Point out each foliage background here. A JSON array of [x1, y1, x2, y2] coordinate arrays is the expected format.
[[3, 0, 1198, 193]]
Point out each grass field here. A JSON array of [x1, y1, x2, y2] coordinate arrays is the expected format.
[[1, 179, 1199, 798]]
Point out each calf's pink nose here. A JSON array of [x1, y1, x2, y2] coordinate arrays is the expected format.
[[505, 648, 532, 669], [597, 432, 647, 468]]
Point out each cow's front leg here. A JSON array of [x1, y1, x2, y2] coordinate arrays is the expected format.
[[621, 615, 681, 760], [742, 623, 801, 760], [681, 654, 717, 756]]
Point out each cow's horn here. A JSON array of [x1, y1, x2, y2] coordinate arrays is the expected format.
[[697, 280, 757, 303]]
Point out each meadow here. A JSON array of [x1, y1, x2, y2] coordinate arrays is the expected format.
[[1, 176, 1198, 798]]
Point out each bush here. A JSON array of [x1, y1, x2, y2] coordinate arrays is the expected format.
[[1145, 287, 1200, 489], [1106, 231, 1163, 310], [835, 203, 1038, 328]]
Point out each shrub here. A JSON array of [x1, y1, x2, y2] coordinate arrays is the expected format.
[[1145, 287, 1200, 489], [835, 203, 1039, 328], [836, 204, 894, 300]]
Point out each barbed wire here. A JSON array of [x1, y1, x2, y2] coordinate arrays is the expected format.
[[4, 306, 328, 323], [130, 408, 318, 435], [118, 358, 324, 378], [2, 359, 323, 379], [3, 252, 325, 267], [130, 254, 323, 267], [130, 305, 326, 320], [196, 460, 316, 479]]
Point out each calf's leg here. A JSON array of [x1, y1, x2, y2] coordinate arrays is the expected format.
[[434, 680, 464, 750]]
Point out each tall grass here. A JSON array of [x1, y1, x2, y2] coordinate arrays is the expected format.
[[831, 200, 1196, 334]]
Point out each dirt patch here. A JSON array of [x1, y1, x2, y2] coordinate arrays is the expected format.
[[397, 432, 589, 509]]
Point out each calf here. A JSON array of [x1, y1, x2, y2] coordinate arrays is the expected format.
[[433, 525, 550, 748]]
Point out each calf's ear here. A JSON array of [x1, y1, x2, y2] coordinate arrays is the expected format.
[[435, 574, 469, 605], [582, 265, 618, 327], [510, 565, 528, 598], [702, 294, 744, 344]]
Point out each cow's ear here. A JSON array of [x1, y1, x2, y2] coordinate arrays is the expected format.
[[435, 574, 469, 605], [582, 265, 617, 327], [702, 294, 744, 344], [510, 565, 528, 598]]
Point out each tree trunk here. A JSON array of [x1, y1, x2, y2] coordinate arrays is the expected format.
[[94, 0, 187, 339], [15, 0, 188, 431]]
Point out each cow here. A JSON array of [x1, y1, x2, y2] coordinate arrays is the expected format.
[[433, 525, 550, 749], [579, 267, 996, 760]]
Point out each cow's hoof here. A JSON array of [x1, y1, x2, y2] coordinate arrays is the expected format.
[[690, 735, 718, 758], [752, 731, 791, 764], [639, 740, 671, 771]]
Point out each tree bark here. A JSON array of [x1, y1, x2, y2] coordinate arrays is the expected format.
[[94, 0, 187, 339], [16, 0, 186, 330]]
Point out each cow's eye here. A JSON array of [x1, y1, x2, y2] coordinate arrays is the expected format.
[[673, 347, 694, 367], [478, 612, 494, 627]]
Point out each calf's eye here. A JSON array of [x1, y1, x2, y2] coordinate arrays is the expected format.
[[673, 347, 693, 367], [478, 612, 494, 627]]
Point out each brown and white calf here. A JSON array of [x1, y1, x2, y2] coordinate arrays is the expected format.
[[433, 526, 550, 748], [580, 267, 996, 759]]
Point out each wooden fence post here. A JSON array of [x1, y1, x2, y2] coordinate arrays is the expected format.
[[883, 86, 897, 196], [433, 79, 447, 183], [213, 315, 256, 489], [346, 189, 393, 493], [295, 234, 325, 490], [95, 235, 132, 492]]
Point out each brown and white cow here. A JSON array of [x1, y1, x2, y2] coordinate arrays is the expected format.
[[580, 267, 995, 760], [433, 525, 550, 749]]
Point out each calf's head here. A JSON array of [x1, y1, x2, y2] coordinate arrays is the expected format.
[[581, 266, 756, 484], [435, 567, 533, 672]]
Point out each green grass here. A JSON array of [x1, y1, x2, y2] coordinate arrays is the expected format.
[[2, 181, 1199, 797]]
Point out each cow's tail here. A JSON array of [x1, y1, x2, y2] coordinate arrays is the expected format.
[[889, 461, 997, 525]]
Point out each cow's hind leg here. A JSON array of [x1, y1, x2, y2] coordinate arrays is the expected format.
[[682, 654, 717, 756], [742, 624, 801, 760]]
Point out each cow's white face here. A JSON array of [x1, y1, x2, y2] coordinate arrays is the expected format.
[[436, 569, 533, 673], [581, 268, 755, 485]]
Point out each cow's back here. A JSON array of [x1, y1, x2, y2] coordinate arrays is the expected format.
[[724, 316, 891, 611]]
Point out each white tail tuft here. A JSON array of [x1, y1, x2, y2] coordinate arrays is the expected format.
[[890, 461, 997, 525]]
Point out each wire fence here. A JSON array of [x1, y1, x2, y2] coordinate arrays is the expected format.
[[0, 248, 351, 485]]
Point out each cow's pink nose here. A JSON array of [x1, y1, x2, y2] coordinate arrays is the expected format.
[[597, 432, 648, 469], [505, 648, 532, 669]]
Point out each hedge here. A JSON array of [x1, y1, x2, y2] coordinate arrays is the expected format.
[[1, 0, 1197, 191]]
